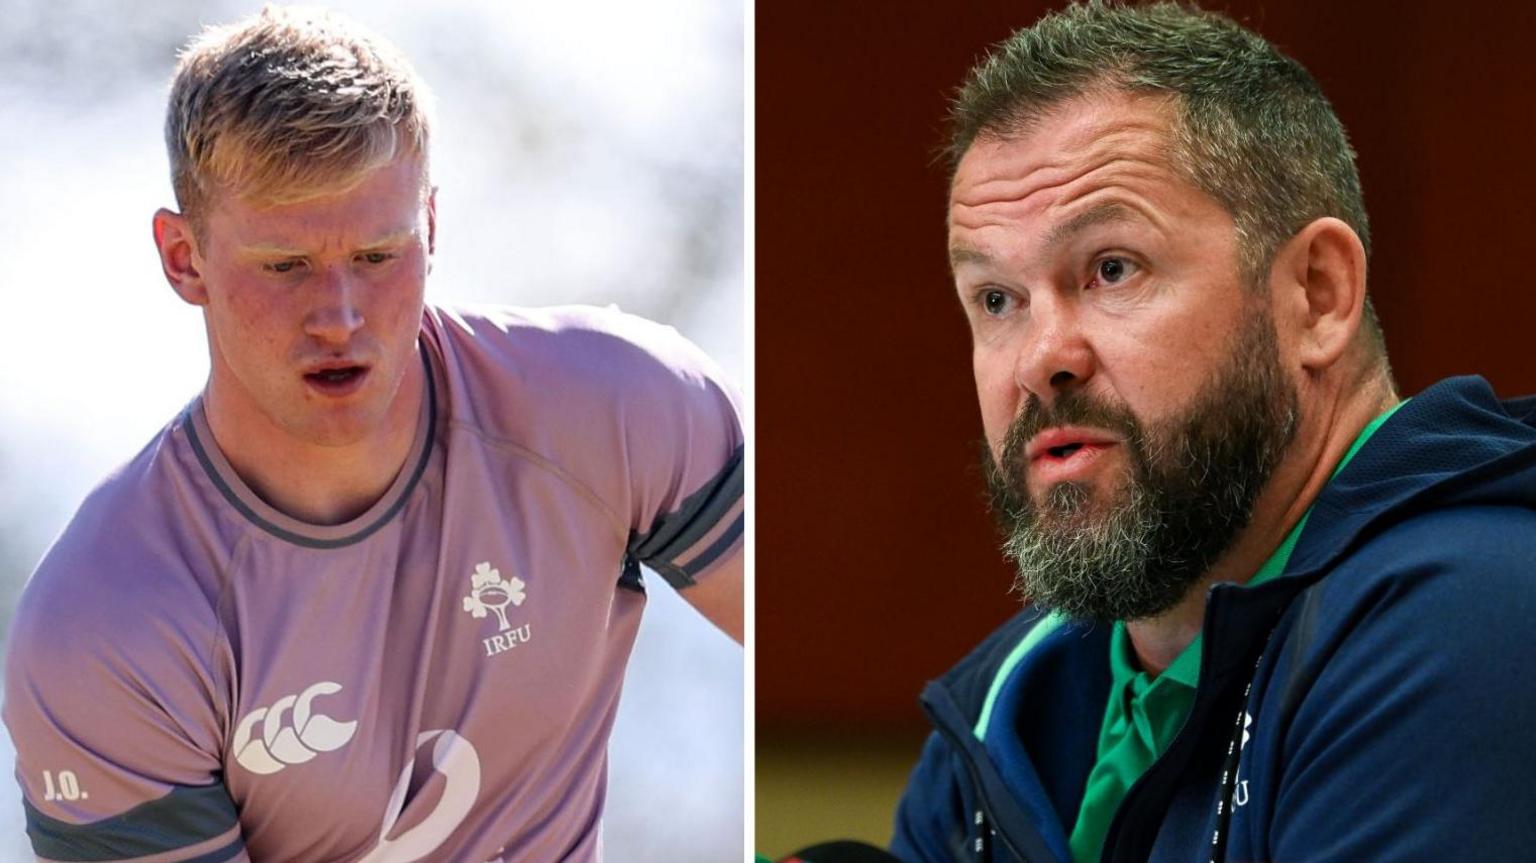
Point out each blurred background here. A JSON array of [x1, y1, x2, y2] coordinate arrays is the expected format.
[[756, 0, 1536, 857], [0, 0, 742, 860]]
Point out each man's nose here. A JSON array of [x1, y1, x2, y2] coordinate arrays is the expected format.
[[304, 266, 366, 344], [1011, 298, 1094, 402]]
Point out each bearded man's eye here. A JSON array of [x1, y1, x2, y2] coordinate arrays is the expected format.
[[984, 290, 1010, 315], [1095, 257, 1137, 285]]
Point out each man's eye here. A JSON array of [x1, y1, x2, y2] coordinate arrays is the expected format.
[[268, 260, 301, 274], [362, 252, 392, 264], [983, 289, 1011, 316], [1094, 257, 1136, 285]]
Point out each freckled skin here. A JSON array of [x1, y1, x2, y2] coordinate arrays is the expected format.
[[153, 154, 438, 523], [949, 93, 1253, 506], [195, 156, 434, 450]]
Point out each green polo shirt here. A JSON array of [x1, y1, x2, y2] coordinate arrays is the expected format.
[[1067, 402, 1404, 863]]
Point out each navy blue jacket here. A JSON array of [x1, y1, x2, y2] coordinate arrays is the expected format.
[[891, 377, 1536, 862]]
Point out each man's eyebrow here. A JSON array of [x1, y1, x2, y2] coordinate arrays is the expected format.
[[239, 229, 417, 256], [949, 245, 993, 269], [354, 229, 417, 249], [1042, 201, 1142, 251], [949, 201, 1149, 272]]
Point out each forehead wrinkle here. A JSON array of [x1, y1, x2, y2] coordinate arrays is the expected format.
[[950, 110, 1174, 217], [951, 137, 1179, 254], [951, 158, 1163, 240], [949, 195, 1163, 280], [953, 145, 1168, 212], [950, 159, 1168, 268], [949, 104, 1181, 276]]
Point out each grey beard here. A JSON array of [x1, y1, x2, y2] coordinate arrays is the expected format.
[[1000, 478, 1164, 623], [981, 304, 1297, 624]]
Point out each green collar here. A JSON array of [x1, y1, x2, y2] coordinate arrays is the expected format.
[[1069, 400, 1408, 863], [973, 399, 1408, 741], [1109, 398, 1407, 688]]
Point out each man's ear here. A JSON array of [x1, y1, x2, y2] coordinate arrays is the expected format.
[[1272, 217, 1367, 373], [426, 185, 438, 266], [153, 208, 208, 306]]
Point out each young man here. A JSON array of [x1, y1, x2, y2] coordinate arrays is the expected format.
[[4, 7, 742, 862], [894, 3, 1536, 862]]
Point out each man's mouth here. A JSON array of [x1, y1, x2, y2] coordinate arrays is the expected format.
[[1016, 427, 1124, 490], [1025, 427, 1121, 462], [304, 366, 367, 384], [302, 363, 371, 396]]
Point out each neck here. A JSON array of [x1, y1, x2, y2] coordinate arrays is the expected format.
[[1127, 373, 1398, 676], [204, 356, 425, 526]]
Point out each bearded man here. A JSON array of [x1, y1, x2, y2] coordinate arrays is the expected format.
[[892, 4, 1536, 862]]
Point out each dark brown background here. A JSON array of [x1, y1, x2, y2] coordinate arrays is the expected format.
[[757, 1, 1536, 737]]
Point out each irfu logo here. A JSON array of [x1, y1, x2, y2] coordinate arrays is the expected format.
[[461, 562, 526, 632]]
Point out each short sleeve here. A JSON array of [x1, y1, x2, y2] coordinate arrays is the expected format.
[[3, 550, 247, 862], [427, 304, 744, 590], [609, 314, 744, 589]]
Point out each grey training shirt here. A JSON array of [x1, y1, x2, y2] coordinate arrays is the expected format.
[[4, 303, 744, 862]]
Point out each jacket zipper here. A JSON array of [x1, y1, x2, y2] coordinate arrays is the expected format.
[[930, 717, 1033, 862]]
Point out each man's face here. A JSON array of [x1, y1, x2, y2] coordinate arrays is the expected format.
[[191, 156, 433, 448], [949, 92, 1298, 622]]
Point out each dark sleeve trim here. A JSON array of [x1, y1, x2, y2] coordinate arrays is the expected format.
[[25, 783, 241, 861], [629, 444, 744, 566], [643, 508, 744, 590], [682, 511, 744, 579], [181, 834, 246, 863]]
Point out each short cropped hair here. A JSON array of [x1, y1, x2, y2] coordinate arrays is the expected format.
[[166, 5, 434, 231], [950, 1, 1386, 356]]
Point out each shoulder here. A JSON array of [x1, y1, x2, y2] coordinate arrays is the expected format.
[[424, 302, 739, 457], [1315, 502, 1536, 628], [425, 302, 736, 410], [1275, 502, 1536, 737], [422, 303, 742, 531], [8, 429, 226, 689], [1255, 509, 1536, 858], [4, 424, 232, 791], [896, 607, 1079, 863]]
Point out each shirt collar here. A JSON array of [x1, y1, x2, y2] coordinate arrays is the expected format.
[[1109, 398, 1408, 688]]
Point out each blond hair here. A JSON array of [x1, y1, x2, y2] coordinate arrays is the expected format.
[[166, 5, 433, 229]]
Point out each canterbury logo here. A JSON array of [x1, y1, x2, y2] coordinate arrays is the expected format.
[[233, 681, 358, 775]]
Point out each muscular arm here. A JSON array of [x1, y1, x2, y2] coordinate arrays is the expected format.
[[5, 565, 248, 862], [679, 550, 744, 643]]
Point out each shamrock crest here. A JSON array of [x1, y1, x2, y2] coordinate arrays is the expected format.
[[462, 561, 526, 631]]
